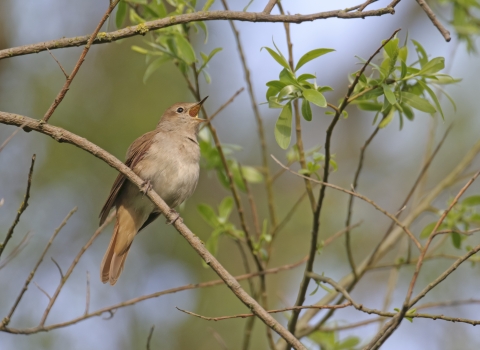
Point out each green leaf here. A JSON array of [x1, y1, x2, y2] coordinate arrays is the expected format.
[[302, 89, 326, 107], [241, 166, 264, 183], [131, 45, 149, 54], [338, 336, 361, 349], [295, 48, 335, 71], [318, 86, 333, 93], [301, 98, 312, 121], [173, 34, 196, 64], [420, 222, 437, 239], [116, 0, 127, 28], [462, 195, 480, 206], [206, 232, 220, 256], [261, 47, 290, 70], [197, 204, 220, 227], [279, 69, 298, 86], [383, 84, 397, 105], [401, 92, 436, 113], [398, 46, 408, 62], [278, 85, 299, 99], [218, 197, 233, 220], [379, 108, 395, 128], [357, 101, 382, 111], [418, 57, 445, 76], [275, 102, 293, 149], [143, 56, 170, 83], [383, 38, 399, 59], [412, 39, 428, 67], [418, 80, 444, 119], [298, 73, 316, 82], [268, 96, 284, 109], [202, 0, 215, 11], [451, 232, 462, 249]]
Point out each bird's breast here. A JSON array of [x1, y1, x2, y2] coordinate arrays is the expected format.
[[135, 135, 200, 208]]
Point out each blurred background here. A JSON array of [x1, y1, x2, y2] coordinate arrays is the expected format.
[[1, 0, 480, 349]]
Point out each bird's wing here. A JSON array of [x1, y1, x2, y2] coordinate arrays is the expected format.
[[99, 130, 158, 225]]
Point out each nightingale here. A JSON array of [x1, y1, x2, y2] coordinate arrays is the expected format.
[[99, 97, 208, 285]]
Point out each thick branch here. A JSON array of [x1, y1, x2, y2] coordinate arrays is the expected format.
[[0, 8, 396, 61], [0, 111, 305, 350]]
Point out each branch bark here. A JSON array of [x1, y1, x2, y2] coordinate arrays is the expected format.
[[0, 111, 305, 350]]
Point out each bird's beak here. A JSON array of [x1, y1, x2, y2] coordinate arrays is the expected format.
[[189, 96, 208, 121]]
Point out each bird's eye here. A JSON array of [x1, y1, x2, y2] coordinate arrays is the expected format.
[[176, 107, 184, 113]]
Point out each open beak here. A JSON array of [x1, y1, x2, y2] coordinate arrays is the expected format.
[[189, 96, 208, 121]]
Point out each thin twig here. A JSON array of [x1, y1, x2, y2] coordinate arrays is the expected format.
[[278, 2, 316, 213], [0, 207, 77, 328], [263, 0, 278, 13], [84, 271, 91, 316], [0, 122, 28, 153], [272, 155, 422, 250], [345, 126, 381, 281], [50, 257, 64, 281], [146, 325, 155, 350], [33, 282, 52, 301], [415, 0, 451, 42], [285, 29, 402, 340], [366, 171, 480, 349], [239, 164, 262, 238], [0, 155, 36, 258], [39, 211, 114, 326], [45, 47, 69, 79], [0, 231, 32, 269], [220, 0, 278, 231], [1, 257, 307, 334], [200, 87, 244, 130], [42, 0, 120, 122], [176, 303, 352, 321]]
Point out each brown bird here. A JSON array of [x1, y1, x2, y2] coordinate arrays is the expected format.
[[99, 97, 208, 285]]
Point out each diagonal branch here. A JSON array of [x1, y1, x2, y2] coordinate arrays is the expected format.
[[415, 0, 451, 42], [0, 155, 36, 258], [0, 111, 305, 350], [42, 0, 120, 122]]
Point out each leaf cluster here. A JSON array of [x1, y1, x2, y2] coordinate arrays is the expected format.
[[420, 195, 480, 249], [352, 38, 458, 129], [117, 0, 221, 83], [262, 42, 335, 149]]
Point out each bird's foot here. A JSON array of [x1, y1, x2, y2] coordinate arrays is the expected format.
[[140, 180, 152, 196], [166, 209, 182, 225]]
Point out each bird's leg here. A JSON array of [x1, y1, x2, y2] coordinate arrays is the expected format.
[[166, 209, 182, 225], [140, 179, 153, 196]]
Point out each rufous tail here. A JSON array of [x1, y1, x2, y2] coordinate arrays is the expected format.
[[100, 205, 139, 285]]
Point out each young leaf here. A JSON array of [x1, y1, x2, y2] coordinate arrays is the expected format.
[[462, 195, 480, 206], [262, 47, 290, 70], [202, 0, 215, 11], [197, 204, 220, 227], [240, 166, 264, 183], [275, 102, 293, 149], [412, 39, 428, 67], [418, 57, 445, 76], [295, 48, 335, 71], [451, 232, 462, 249], [383, 38, 399, 59], [218, 197, 234, 220], [143, 56, 171, 83], [302, 89, 326, 107], [116, 0, 127, 28], [418, 80, 444, 119], [298, 73, 316, 82], [401, 92, 436, 113], [301, 98, 312, 121], [174, 34, 196, 64], [383, 84, 397, 105], [379, 108, 395, 129]]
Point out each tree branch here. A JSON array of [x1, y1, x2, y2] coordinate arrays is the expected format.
[[0, 8, 397, 61]]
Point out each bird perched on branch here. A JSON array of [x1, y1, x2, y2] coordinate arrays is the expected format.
[[99, 97, 208, 285]]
